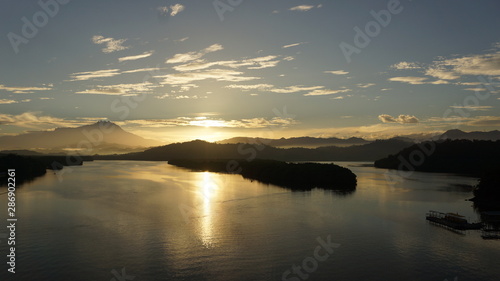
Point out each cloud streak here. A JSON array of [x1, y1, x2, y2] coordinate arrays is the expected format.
[[118, 51, 154, 62], [0, 84, 52, 94], [75, 82, 155, 96], [166, 44, 223, 64], [289, 5, 321, 12], [325, 70, 349, 75], [69, 69, 121, 81], [378, 114, 419, 124], [92, 35, 130, 53]]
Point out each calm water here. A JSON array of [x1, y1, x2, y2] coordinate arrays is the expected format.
[[1, 161, 499, 281]]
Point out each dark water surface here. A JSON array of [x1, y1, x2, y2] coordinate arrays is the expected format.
[[1, 161, 498, 281]]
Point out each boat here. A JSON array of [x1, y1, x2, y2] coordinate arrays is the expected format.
[[426, 210, 483, 231], [481, 230, 500, 239]]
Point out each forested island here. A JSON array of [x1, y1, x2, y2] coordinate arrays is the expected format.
[[169, 158, 357, 192]]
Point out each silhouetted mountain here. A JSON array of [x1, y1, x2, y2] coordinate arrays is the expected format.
[[374, 139, 500, 175], [0, 150, 44, 155], [169, 158, 357, 191], [0, 121, 163, 155], [97, 138, 413, 161], [218, 136, 370, 148], [217, 130, 500, 150], [440, 129, 500, 141]]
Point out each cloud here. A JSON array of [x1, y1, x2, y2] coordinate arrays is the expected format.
[[388, 76, 428, 85], [172, 55, 282, 72], [119, 116, 298, 129], [0, 99, 17, 104], [69, 69, 121, 81], [357, 83, 375, 88], [393, 45, 500, 83], [226, 83, 348, 96], [324, 70, 349, 75], [289, 5, 318, 12], [169, 4, 185, 16], [121, 67, 162, 74], [391, 61, 421, 70], [268, 85, 324, 94], [156, 69, 259, 85], [449, 105, 493, 111], [435, 51, 500, 77], [118, 51, 154, 62], [378, 114, 419, 124], [156, 94, 205, 100], [92, 35, 130, 53], [304, 89, 351, 96], [424, 67, 460, 80], [431, 80, 450, 85], [75, 82, 155, 96], [166, 44, 224, 64], [226, 84, 274, 91], [456, 82, 482, 86], [157, 4, 185, 16], [467, 116, 500, 126], [174, 37, 189, 43], [282, 42, 307, 49], [0, 112, 89, 129], [463, 87, 487, 92], [0, 84, 52, 94]]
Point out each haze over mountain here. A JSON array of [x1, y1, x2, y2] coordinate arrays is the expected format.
[[0, 121, 164, 155]]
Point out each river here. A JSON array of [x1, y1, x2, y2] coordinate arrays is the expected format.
[[0, 160, 498, 281]]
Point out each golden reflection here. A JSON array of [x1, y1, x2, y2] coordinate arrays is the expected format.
[[197, 172, 219, 248]]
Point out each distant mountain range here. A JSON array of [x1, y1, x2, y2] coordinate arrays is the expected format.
[[2, 121, 500, 158], [0, 121, 163, 155], [217, 129, 500, 149], [440, 129, 500, 141], [96, 138, 414, 162], [217, 136, 370, 148]]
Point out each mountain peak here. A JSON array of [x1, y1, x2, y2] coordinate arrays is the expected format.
[[91, 120, 120, 127]]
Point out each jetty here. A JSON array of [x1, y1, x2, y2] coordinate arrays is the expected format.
[[426, 211, 482, 231]]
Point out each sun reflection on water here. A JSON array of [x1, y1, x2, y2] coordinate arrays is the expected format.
[[197, 172, 219, 248]]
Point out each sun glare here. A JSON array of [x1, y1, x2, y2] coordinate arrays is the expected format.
[[189, 118, 226, 128]]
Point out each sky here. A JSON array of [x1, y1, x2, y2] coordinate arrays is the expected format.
[[1, 0, 499, 143]]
